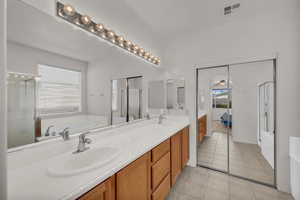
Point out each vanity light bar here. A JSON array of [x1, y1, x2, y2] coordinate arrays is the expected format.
[[56, 2, 161, 66], [7, 72, 39, 80]]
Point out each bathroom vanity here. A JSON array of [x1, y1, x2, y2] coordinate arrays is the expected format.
[[79, 127, 189, 200], [8, 116, 190, 200]]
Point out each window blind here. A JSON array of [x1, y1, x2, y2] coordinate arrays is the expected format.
[[38, 65, 82, 115]]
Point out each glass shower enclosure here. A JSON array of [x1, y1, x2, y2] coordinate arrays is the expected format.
[[7, 72, 38, 148]]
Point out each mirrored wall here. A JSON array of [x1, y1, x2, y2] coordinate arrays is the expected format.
[[197, 60, 276, 186], [6, 0, 146, 149]]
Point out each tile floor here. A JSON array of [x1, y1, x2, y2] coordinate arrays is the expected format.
[[166, 166, 294, 200], [197, 121, 274, 185]]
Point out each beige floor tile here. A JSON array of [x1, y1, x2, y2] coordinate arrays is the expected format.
[[167, 166, 294, 200]]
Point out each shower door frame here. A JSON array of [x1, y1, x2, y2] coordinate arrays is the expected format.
[[196, 58, 277, 188]]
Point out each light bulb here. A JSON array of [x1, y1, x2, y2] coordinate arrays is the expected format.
[[133, 45, 139, 52], [81, 15, 91, 25], [63, 4, 76, 17], [125, 40, 132, 49], [139, 48, 145, 56], [144, 52, 150, 58], [107, 30, 115, 39], [95, 24, 105, 32], [117, 36, 124, 43]]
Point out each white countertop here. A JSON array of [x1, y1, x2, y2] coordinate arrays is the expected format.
[[8, 115, 189, 200]]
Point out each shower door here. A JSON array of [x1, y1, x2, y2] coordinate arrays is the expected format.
[[7, 74, 36, 148]]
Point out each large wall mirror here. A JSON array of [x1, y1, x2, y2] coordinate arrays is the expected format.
[[7, 0, 144, 149]]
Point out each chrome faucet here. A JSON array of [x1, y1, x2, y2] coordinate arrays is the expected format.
[[59, 127, 70, 141], [158, 114, 166, 124], [73, 132, 92, 154], [45, 125, 55, 137]]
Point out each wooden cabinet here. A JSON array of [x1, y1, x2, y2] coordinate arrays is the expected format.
[[151, 174, 171, 200], [79, 126, 190, 200], [198, 115, 207, 142], [116, 152, 151, 200], [78, 176, 115, 200], [171, 131, 182, 186], [151, 152, 170, 190], [151, 139, 170, 163], [181, 127, 189, 168]]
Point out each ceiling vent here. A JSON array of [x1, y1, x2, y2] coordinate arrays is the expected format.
[[224, 3, 240, 15]]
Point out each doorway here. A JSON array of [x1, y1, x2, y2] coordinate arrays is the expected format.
[[196, 59, 276, 187]]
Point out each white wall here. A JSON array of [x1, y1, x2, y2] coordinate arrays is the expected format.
[[7, 41, 89, 112], [87, 49, 165, 122], [163, 0, 300, 192], [0, 0, 7, 199], [230, 61, 273, 144]]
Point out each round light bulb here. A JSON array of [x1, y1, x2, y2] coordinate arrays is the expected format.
[[117, 36, 124, 43], [133, 45, 139, 52], [63, 4, 76, 16], [139, 48, 145, 56], [144, 52, 150, 58], [125, 40, 132, 49], [81, 15, 91, 25], [107, 30, 115, 39], [95, 24, 105, 32]]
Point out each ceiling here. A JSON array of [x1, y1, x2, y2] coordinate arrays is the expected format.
[[9, 0, 279, 65]]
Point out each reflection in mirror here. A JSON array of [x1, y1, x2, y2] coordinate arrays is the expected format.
[[166, 79, 185, 110], [7, 73, 37, 148], [148, 79, 185, 114], [111, 76, 143, 125], [7, 0, 144, 149], [148, 80, 166, 110]]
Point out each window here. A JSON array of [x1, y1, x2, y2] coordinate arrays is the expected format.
[[38, 65, 82, 115], [212, 89, 232, 108]]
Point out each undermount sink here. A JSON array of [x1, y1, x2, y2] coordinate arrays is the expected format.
[[47, 147, 120, 177]]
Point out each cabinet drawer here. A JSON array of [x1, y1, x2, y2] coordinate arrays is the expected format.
[[151, 139, 170, 163], [151, 152, 171, 190], [151, 174, 171, 200], [78, 176, 115, 200]]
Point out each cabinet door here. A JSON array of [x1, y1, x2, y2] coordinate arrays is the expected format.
[[181, 127, 189, 168], [78, 176, 115, 200], [171, 131, 182, 186], [116, 152, 151, 200]]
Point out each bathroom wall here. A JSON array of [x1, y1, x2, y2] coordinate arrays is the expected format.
[[0, 0, 7, 199], [163, 0, 300, 192], [7, 41, 89, 112]]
